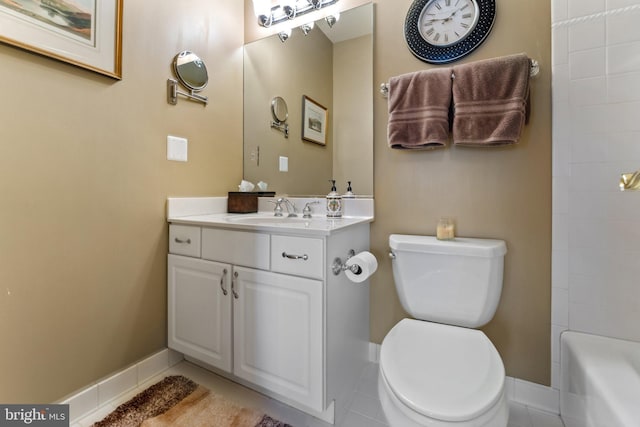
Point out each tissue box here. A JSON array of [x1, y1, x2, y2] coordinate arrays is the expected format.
[[227, 192, 275, 213]]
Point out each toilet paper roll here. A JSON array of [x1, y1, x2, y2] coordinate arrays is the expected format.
[[345, 251, 378, 283]]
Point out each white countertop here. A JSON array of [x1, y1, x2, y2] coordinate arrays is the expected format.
[[168, 213, 372, 236], [167, 197, 374, 237]]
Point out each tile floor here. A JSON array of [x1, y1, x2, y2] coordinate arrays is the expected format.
[[74, 360, 564, 427]]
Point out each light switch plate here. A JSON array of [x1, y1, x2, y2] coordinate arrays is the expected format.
[[167, 135, 188, 162], [279, 156, 288, 172]]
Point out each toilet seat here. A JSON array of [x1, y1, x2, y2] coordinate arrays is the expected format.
[[380, 319, 505, 423]]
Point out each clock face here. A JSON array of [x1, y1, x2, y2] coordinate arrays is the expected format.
[[418, 0, 479, 47], [405, 0, 496, 64]]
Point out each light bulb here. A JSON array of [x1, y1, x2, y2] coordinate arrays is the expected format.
[[301, 21, 315, 35], [278, 28, 292, 42], [281, 0, 296, 18], [325, 12, 340, 28]]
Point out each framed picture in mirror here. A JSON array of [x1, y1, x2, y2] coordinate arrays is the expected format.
[[302, 95, 328, 146], [0, 0, 123, 79]]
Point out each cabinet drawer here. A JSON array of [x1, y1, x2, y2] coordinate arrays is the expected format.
[[169, 225, 201, 257], [271, 235, 323, 279], [202, 228, 270, 270]]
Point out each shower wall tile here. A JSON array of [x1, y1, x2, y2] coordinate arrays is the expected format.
[[606, 9, 640, 45], [607, 72, 640, 103], [552, 0, 640, 391], [551, 249, 569, 289], [608, 0, 640, 8], [568, 18, 605, 52], [553, 0, 568, 22], [568, 0, 605, 18], [569, 77, 606, 107], [552, 177, 569, 214], [551, 288, 569, 327], [607, 41, 640, 74], [552, 28, 569, 66], [569, 48, 606, 79]]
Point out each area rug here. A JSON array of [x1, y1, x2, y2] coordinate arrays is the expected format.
[[92, 375, 292, 427]]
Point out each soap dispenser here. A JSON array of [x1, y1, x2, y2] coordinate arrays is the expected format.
[[343, 181, 355, 198], [326, 179, 343, 218]]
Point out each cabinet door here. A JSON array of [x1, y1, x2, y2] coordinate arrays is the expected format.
[[232, 267, 324, 411], [168, 255, 232, 372]]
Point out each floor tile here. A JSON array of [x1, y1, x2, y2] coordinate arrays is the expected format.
[[71, 360, 564, 427]]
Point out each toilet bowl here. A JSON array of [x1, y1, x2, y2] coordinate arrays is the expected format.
[[378, 319, 508, 427], [379, 235, 508, 427]]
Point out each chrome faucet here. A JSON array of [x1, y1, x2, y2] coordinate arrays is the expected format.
[[268, 198, 284, 217], [269, 197, 297, 217], [281, 198, 298, 217], [302, 201, 320, 218]]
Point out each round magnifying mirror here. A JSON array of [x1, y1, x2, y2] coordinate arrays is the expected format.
[[173, 51, 208, 92], [271, 96, 288, 124]]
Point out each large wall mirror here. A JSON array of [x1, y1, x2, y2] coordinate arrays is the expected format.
[[243, 3, 373, 197]]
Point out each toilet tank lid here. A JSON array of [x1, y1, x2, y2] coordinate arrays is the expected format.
[[389, 234, 507, 258]]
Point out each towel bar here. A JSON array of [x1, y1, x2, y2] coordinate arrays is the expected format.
[[380, 58, 540, 98]]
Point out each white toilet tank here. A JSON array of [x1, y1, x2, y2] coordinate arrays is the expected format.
[[389, 234, 507, 328]]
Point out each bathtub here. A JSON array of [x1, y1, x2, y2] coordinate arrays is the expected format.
[[561, 331, 640, 427]]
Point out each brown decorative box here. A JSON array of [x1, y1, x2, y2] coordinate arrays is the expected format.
[[227, 192, 275, 213]]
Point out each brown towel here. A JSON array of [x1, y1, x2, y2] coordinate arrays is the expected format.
[[452, 53, 530, 146], [387, 68, 453, 149]]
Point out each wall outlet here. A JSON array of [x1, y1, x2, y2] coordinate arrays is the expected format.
[[167, 135, 188, 162], [279, 156, 288, 172]]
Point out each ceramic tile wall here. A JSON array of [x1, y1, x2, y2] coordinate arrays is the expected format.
[[552, 0, 640, 390]]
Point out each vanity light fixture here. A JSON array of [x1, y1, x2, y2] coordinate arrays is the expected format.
[[253, 0, 339, 28]]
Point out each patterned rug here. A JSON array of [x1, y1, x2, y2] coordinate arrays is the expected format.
[[92, 375, 292, 427]]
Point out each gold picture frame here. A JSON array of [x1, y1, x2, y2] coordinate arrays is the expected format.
[[0, 0, 123, 79], [302, 95, 328, 146]]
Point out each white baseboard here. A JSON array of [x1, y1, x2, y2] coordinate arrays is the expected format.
[[64, 342, 560, 424], [61, 349, 184, 423], [368, 342, 560, 415]]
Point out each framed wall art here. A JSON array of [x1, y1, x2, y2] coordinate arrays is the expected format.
[[0, 0, 123, 79], [301, 95, 328, 146]]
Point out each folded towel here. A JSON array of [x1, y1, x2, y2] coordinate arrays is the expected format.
[[387, 68, 453, 149], [452, 53, 530, 146]]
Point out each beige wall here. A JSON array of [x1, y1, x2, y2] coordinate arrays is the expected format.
[[243, 27, 333, 195], [0, 0, 551, 404], [371, 0, 552, 385], [0, 0, 244, 403]]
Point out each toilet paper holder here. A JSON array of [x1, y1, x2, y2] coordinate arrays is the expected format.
[[332, 249, 362, 276]]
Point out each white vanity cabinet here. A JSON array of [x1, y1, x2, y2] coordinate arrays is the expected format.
[[167, 255, 232, 371], [232, 266, 323, 409], [167, 222, 371, 420]]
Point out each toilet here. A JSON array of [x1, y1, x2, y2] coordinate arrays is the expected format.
[[378, 234, 509, 427]]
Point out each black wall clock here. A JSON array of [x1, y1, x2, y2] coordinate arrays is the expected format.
[[404, 0, 496, 64]]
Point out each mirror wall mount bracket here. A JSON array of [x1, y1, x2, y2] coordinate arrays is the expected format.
[[270, 121, 289, 138], [167, 79, 208, 106]]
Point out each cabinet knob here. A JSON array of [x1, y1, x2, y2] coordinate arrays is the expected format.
[[174, 237, 191, 244]]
